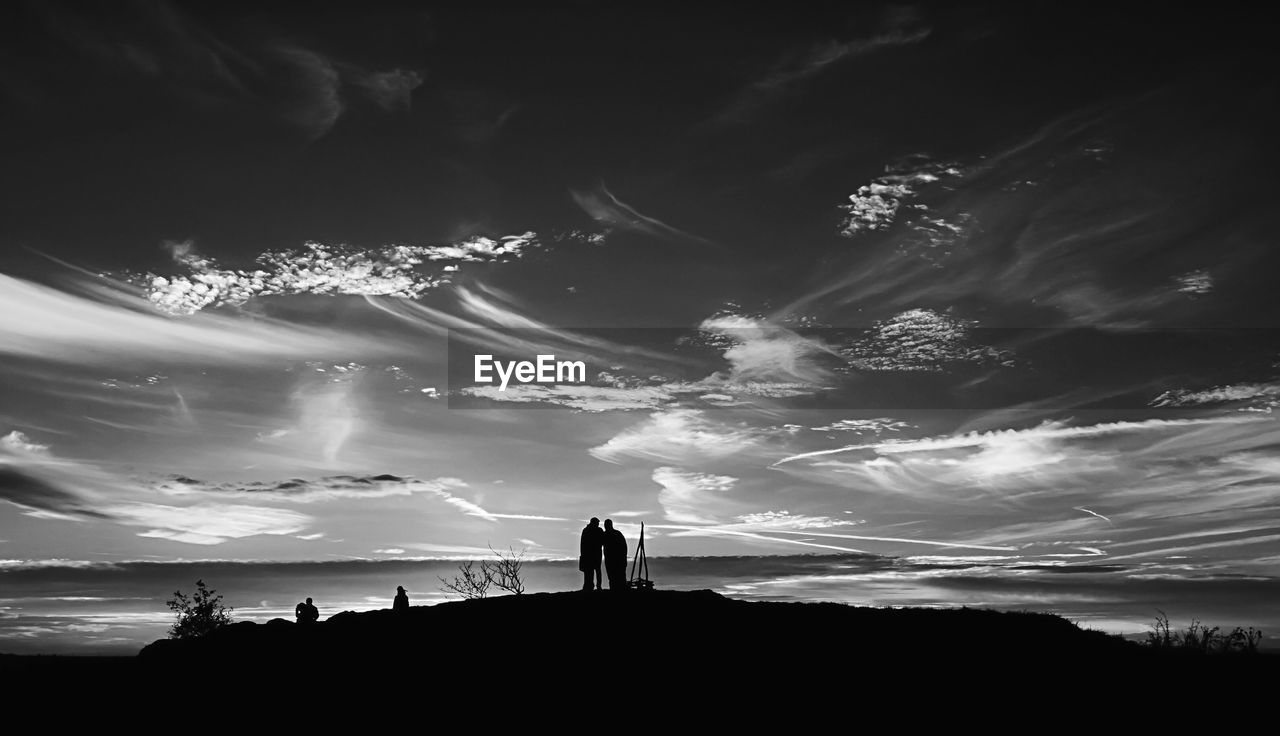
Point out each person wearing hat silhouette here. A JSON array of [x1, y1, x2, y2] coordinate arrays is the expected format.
[[579, 517, 604, 591], [393, 585, 409, 612]]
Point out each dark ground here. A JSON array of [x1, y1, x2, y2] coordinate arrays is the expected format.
[[4, 590, 1276, 710]]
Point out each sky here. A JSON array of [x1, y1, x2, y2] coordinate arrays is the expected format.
[[3, 2, 1280, 652]]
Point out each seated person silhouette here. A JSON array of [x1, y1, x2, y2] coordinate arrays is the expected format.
[[295, 597, 320, 624], [393, 585, 409, 612]]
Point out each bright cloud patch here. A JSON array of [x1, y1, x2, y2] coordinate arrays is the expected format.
[[810, 418, 912, 433], [731, 511, 847, 529], [1152, 382, 1280, 409], [652, 467, 736, 524], [1175, 269, 1213, 295], [842, 308, 1011, 372], [110, 502, 312, 545], [590, 409, 760, 464], [144, 233, 539, 315], [839, 160, 960, 237], [0, 431, 51, 457]]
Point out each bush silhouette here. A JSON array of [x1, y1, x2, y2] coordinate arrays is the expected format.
[[166, 579, 233, 639], [1145, 611, 1263, 654], [438, 545, 527, 599]]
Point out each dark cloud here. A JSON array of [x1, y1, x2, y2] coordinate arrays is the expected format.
[[0, 466, 113, 520]]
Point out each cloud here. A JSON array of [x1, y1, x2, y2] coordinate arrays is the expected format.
[[0, 434, 318, 544], [729, 511, 848, 530], [836, 157, 962, 239], [697, 315, 836, 385], [0, 458, 313, 544], [461, 384, 679, 412], [33, 2, 424, 140], [1, 431, 51, 456], [775, 415, 1266, 468], [1151, 382, 1280, 410], [458, 313, 837, 411], [349, 68, 424, 111], [840, 180, 921, 235], [114, 502, 311, 546], [143, 234, 539, 315], [655, 524, 868, 553], [275, 46, 344, 140], [157, 473, 450, 503], [715, 8, 932, 124], [0, 273, 388, 364], [1175, 269, 1213, 295], [840, 308, 1011, 372], [651, 467, 736, 524], [157, 473, 566, 524], [590, 410, 760, 465], [770, 411, 1280, 561], [258, 367, 365, 466], [0, 465, 113, 521], [571, 184, 709, 243], [810, 418, 912, 433]]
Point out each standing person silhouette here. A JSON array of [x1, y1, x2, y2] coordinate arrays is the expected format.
[[579, 517, 604, 591], [602, 519, 628, 591], [393, 586, 409, 612]]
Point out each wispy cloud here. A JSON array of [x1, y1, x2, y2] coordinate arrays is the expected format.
[[274, 46, 345, 140], [571, 184, 710, 243], [115, 502, 311, 546], [590, 409, 761, 465], [0, 434, 316, 543], [773, 415, 1264, 467], [30, 2, 424, 140], [348, 68, 423, 112], [651, 467, 737, 524], [1152, 382, 1280, 410], [714, 8, 932, 124], [0, 273, 388, 364]]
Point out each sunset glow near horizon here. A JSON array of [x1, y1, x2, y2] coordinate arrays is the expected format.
[[2, 2, 1280, 653]]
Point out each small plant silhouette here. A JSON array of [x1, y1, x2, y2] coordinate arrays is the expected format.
[[166, 579, 233, 639], [1223, 626, 1264, 654], [1146, 610, 1175, 648], [438, 545, 527, 599], [1144, 611, 1263, 654]]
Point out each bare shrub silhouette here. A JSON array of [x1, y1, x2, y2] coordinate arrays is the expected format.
[[439, 560, 493, 600], [438, 545, 527, 599], [486, 545, 526, 595]]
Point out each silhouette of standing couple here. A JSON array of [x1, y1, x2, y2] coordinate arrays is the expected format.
[[579, 517, 627, 591]]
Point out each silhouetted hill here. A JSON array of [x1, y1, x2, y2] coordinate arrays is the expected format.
[[7, 589, 1278, 713], [132, 590, 1275, 692]]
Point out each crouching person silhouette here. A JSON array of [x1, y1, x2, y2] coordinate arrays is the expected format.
[[603, 519, 628, 591], [393, 585, 409, 612], [579, 517, 603, 591]]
